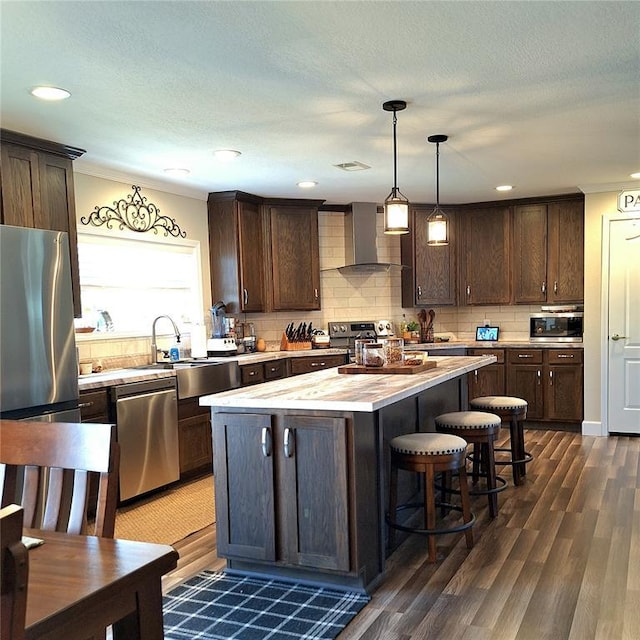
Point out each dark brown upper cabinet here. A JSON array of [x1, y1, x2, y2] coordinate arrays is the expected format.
[[0, 130, 85, 317], [513, 196, 584, 305], [208, 192, 323, 314], [401, 205, 457, 307], [208, 191, 268, 314], [459, 204, 511, 305], [266, 201, 321, 311]]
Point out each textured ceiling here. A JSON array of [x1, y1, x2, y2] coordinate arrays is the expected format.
[[1, 1, 639, 204]]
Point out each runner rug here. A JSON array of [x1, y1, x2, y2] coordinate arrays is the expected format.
[[163, 571, 370, 640]]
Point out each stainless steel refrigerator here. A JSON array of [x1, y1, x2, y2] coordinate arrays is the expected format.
[[0, 225, 80, 421]]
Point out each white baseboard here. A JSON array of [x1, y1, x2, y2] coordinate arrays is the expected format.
[[582, 421, 606, 437]]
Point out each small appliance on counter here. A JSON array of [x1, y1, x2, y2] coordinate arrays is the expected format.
[[235, 322, 256, 353], [207, 301, 238, 356], [312, 329, 330, 349], [376, 320, 394, 336]]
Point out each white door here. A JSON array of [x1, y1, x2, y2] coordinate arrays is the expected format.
[[607, 217, 640, 434]]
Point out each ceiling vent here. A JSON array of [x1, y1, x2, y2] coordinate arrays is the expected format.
[[334, 161, 371, 172]]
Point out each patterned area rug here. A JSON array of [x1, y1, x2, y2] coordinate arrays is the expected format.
[[163, 571, 370, 640], [114, 475, 215, 545]]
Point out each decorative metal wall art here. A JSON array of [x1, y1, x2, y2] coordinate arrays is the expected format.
[[81, 185, 186, 237]]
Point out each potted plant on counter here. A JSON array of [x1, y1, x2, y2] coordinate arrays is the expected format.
[[403, 321, 420, 343]]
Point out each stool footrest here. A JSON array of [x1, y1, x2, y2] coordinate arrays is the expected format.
[[493, 447, 533, 467], [436, 474, 508, 497], [386, 502, 476, 536]]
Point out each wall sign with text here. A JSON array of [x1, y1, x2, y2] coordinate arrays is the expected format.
[[617, 189, 640, 213]]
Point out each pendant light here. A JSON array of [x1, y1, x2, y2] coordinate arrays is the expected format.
[[383, 100, 409, 235], [427, 134, 449, 246]]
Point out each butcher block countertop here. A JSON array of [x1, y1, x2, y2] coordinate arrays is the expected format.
[[200, 354, 496, 413]]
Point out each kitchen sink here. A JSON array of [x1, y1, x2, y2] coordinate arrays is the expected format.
[[133, 360, 240, 398]]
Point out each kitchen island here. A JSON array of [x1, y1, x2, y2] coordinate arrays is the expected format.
[[200, 354, 496, 593]]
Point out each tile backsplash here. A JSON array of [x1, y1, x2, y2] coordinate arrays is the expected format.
[[76, 210, 536, 369]]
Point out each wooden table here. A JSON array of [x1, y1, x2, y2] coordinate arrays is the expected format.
[[24, 529, 178, 640]]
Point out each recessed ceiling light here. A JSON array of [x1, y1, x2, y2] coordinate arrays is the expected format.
[[30, 86, 71, 101], [164, 168, 190, 177], [214, 149, 241, 160], [631, 172, 640, 179], [495, 185, 513, 192], [297, 181, 317, 189]]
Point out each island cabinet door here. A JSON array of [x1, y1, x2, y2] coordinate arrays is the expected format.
[[212, 413, 276, 561], [277, 415, 350, 572]]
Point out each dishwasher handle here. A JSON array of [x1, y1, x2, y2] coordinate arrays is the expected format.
[[110, 377, 176, 401]]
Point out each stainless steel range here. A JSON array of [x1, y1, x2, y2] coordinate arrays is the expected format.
[[328, 321, 378, 356]]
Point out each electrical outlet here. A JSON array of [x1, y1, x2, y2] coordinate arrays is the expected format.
[[484, 319, 491, 327]]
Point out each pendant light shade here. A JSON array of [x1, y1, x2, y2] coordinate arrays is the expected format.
[[383, 100, 409, 235], [427, 134, 449, 246]]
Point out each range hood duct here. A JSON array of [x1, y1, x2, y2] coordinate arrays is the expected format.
[[337, 202, 407, 274]]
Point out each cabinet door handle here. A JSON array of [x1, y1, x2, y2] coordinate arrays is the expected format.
[[474, 370, 478, 380], [249, 370, 257, 376], [243, 288, 248, 305], [78, 401, 93, 408], [553, 281, 558, 294], [466, 285, 471, 297], [314, 288, 319, 299], [537, 370, 541, 384], [283, 427, 295, 458], [518, 354, 533, 359], [549, 370, 553, 386], [311, 362, 325, 367], [417, 285, 422, 300], [557, 353, 574, 358], [261, 427, 272, 457], [542, 281, 546, 294]]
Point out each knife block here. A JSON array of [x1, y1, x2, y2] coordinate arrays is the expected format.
[[280, 333, 312, 351]]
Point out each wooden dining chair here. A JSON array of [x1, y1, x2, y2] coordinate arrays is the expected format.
[[1, 504, 29, 640], [0, 420, 119, 538]]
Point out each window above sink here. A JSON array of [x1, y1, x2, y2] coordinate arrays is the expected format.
[[76, 231, 204, 338]]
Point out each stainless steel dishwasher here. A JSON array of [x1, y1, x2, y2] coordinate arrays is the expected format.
[[110, 377, 179, 502]]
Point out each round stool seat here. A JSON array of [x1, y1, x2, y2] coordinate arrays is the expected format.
[[435, 411, 505, 517], [390, 432, 467, 456], [470, 396, 527, 412], [469, 396, 531, 486], [387, 432, 474, 562], [435, 411, 501, 431]]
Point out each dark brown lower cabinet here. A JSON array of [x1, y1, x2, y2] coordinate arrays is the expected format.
[[289, 354, 347, 375], [213, 412, 349, 571], [545, 350, 583, 421], [468, 349, 505, 398], [506, 349, 545, 419], [178, 397, 213, 478], [506, 348, 583, 423], [468, 347, 583, 424], [79, 389, 109, 422]]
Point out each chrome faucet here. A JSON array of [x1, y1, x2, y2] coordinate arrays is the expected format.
[[151, 315, 181, 363]]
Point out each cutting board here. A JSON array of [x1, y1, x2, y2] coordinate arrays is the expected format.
[[338, 361, 437, 375]]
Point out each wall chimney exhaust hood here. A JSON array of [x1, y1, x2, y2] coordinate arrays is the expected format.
[[333, 202, 408, 274]]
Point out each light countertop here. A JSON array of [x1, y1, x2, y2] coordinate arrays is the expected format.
[[199, 354, 496, 413], [77, 348, 348, 391]]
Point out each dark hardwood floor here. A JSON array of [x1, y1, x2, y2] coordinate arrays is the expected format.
[[162, 429, 639, 639]]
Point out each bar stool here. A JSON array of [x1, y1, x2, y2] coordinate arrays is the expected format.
[[387, 432, 475, 563], [469, 396, 531, 485], [434, 411, 506, 518]]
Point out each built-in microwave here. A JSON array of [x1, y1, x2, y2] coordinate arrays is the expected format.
[[529, 307, 583, 342]]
